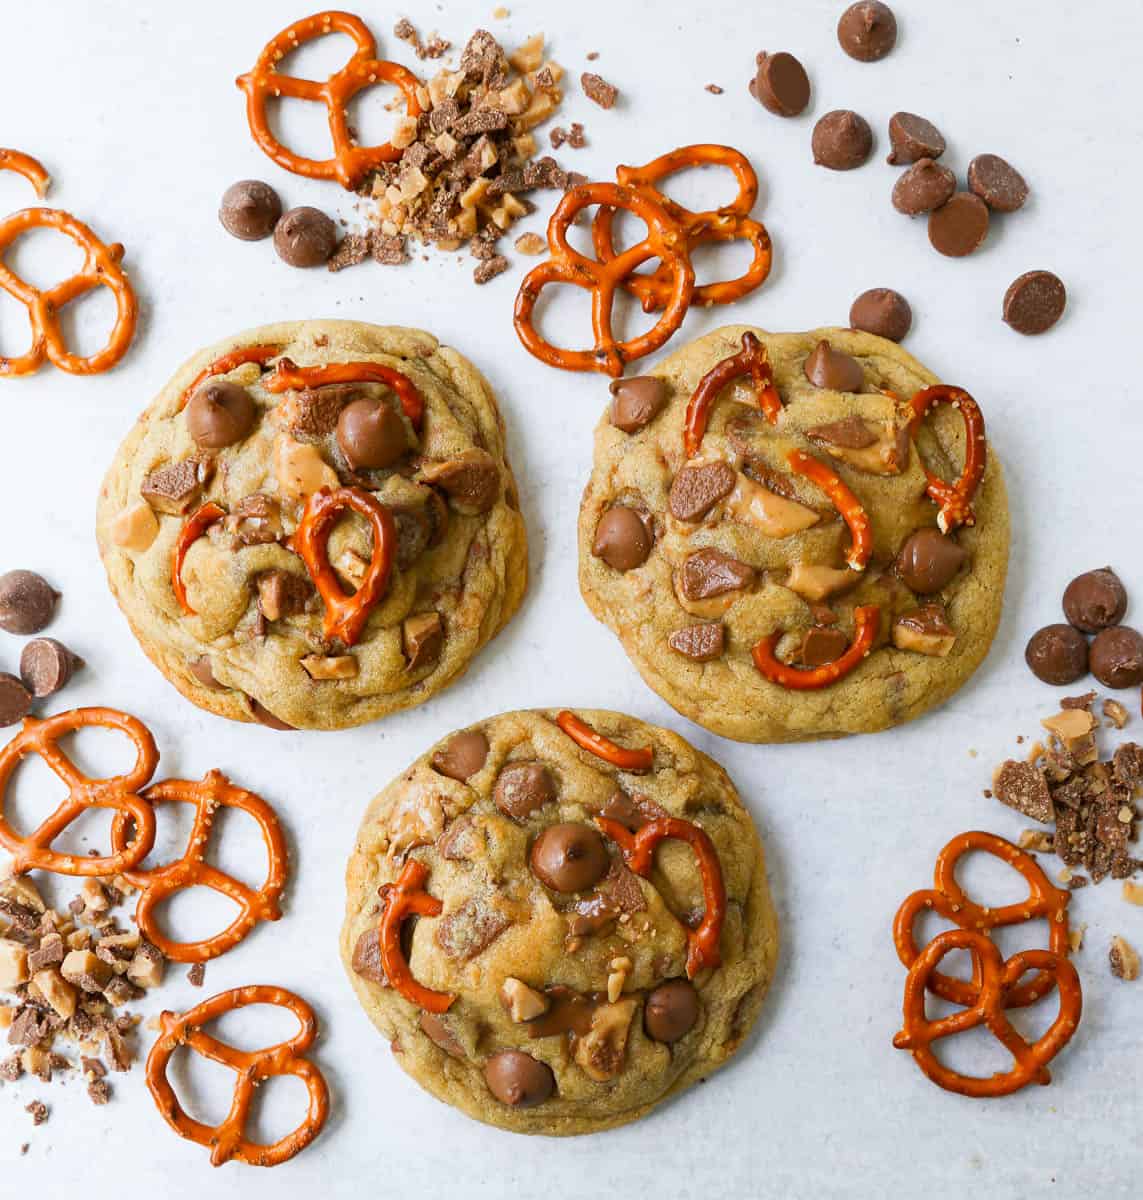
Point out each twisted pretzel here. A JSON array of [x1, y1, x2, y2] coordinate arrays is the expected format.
[[0, 149, 51, 199], [595, 815, 726, 977], [178, 344, 281, 412], [377, 858, 456, 1013], [514, 182, 695, 377], [0, 708, 157, 877], [110, 771, 287, 963], [555, 710, 653, 771], [236, 11, 423, 190], [751, 605, 881, 690], [593, 145, 772, 312], [893, 831, 1071, 1009], [172, 502, 226, 616], [786, 450, 872, 571], [146, 985, 330, 1167], [294, 486, 396, 646], [908, 385, 987, 533], [265, 357, 424, 431], [683, 331, 782, 458], [893, 929, 1082, 1098]]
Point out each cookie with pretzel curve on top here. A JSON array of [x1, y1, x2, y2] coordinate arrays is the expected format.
[[96, 320, 527, 730], [578, 325, 1009, 742], [341, 708, 778, 1136]]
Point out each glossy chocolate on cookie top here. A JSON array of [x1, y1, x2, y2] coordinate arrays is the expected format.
[[578, 325, 1009, 743], [341, 708, 778, 1136]]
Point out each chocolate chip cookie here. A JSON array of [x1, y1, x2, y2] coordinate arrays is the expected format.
[[97, 321, 527, 730], [579, 325, 1009, 742], [341, 708, 778, 1135]]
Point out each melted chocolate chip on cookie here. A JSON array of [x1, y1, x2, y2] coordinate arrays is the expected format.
[[186, 380, 256, 449], [484, 1050, 555, 1107], [609, 377, 666, 433], [530, 823, 609, 893], [432, 730, 490, 781], [593, 506, 652, 571]]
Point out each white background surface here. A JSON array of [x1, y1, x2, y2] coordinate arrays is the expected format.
[[2, 0, 1141, 1195]]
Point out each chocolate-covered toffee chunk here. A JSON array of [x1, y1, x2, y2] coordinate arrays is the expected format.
[[19, 639, 83, 698], [1063, 568, 1127, 633], [643, 979, 700, 1043], [494, 762, 556, 820], [750, 51, 811, 117], [0, 673, 32, 727], [403, 612, 444, 671], [668, 462, 736, 522], [1025, 624, 1089, 685], [967, 154, 1029, 213], [0, 570, 58, 634], [420, 450, 500, 513], [431, 730, 490, 781], [1090, 627, 1143, 689], [219, 180, 282, 241], [484, 1050, 555, 1107], [849, 288, 912, 341], [679, 549, 756, 601], [185, 380, 256, 450], [837, 1, 897, 61], [609, 377, 666, 433], [273, 206, 338, 268], [928, 192, 989, 258], [592, 507, 652, 571], [892, 158, 956, 215], [1003, 271, 1066, 336], [800, 625, 850, 666], [812, 110, 874, 170], [896, 529, 968, 594], [803, 339, 864, 391], [530, 823, 609, 893], [887, 113, 945, 165], [667, 623, 724, 661]]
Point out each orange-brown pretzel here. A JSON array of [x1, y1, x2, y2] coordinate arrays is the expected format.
[[555, 710, 654, 772], [908, 385, 987, 533], [593, 145, 772, 312], [514, 181, 695, 377], [893, 830, 1071, 1009], [172, 502, 226, 616], [377, 858, 456, 1013], [293, 486, 396, 646], [146, 985, 330, 1167], [265, 357, 424, 430], [751, 604, 881, 690], [595, 815, 727, 977], [236, 11, 423, 190], [110, 771, 287, 963], [0, 149, 51, 199], [0, 708, 157, 877], [893, 928, 1082, 1098], [0, 207, 137, 378], [683, 331, 782, 458], [786, 449, 872, 571], [177, 344, 281, 412]]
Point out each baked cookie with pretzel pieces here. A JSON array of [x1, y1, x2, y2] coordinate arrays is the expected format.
[[341, 708, 777, 1135], [578, 325, 1009, 742], [96, 320, 527, 730]]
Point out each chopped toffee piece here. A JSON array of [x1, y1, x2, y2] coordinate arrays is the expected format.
[[581, 72, 618, 109], [1109, 935, 1140, 981], [435, 897, 511, 962], [993, 760, 1055, 824], [256, 569, 312, 622], [494, 762, 556, 820], [679, 549, 755, 601], [403, 612, 444, 671], [667, 623, 725, 662], [892, 604, 956, 657], [668, 461, 737, 522], [140, 458, 212, 515]]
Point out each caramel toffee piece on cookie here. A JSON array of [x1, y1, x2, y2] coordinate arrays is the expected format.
[[96, 320, 527, 731], [578, 325, 1009, 742], [341, 709, 778, 1136]]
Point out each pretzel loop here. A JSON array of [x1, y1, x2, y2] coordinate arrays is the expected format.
[[146, 985, 330, 1167], [514, 182, 695, 377], [683, 331, 782, 458], [555, 710, 653, 771], [593, 145, 772, 312], [377, 859, 456, 1013], [294, 486, 396, 646], [595, 815, 726, 977], [751, 604, 881, 690], [172, 502, 226, 617], [786, 449, 872, 570], [265, 357, 424, 430], [0, 149, 51, 199], [236, 11, 423, 189], [0, 708, 158, 876], [177, 344, 281, 412], [908, 385, 987, 533], [893, 830, 1071, 1009], [893, 929, 1082, 1098], [0, 208, 137, 377], [110, 771, 287, 963]]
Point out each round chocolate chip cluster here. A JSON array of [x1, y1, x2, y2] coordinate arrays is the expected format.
[[0, 569, 83, 726]]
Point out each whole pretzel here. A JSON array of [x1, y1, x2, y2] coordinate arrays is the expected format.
[[172, 501, 226, 616], [377, 858, 456, 1013], [893, 830, 1071, 1009], [265, 357, 424, 431], [236, 11, 423, 190], [0, 708, 157, 877], [146, 985, 330, 1167], [593, 145, 772, 312], [683, 331, 782, 458], [786, 449, 872, 571], [110, 771, 287, 963], [178, 344, 281, 412], [293, 486, 396, 646], [893, 928, 1082, 1098], [908, 385, 987, 533], [595, 814, 726, 977], [751, 604, 881, 690], [514, 181, 695, 377], [555, 710, 653, 771], [0, 149, 50, 199], [0, 207, 137, 377]]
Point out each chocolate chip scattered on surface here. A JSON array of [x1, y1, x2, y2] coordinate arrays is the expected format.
[[1003, 270, 1066, 335], [849, 288, 912, 341], [218, 179, 282, 241], [750, 51, 811, 117], [837, 1, 897, 61], [812, 110, 874, 170], [928, 192, 989, 257]]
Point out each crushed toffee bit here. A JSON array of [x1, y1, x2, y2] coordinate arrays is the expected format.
[[328, 233, 371, 272], [1104, 699, 1130, 729], [25, 1100, 47, 1125], [187, 963, 205, 987], [993, 760, 1053, 824], [393, 18, 451, 60], [87, 1077, 111, 1105], [474, 254, 510, 284], [514, 231, 545, 255], [581, 71, 618, 109], [1109, 935, 1140, 980], [706, 84, 725, 94]]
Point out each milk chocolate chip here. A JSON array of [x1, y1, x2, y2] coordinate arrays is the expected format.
[[273, 206, 337, 267], [837, 0, 897, 61], [887, 113, 945, 164], [336, 398, 409, 470], [219, 180, 282, 241], [812, 110, 874, 170], [431, 730, 490, 781], [609, 377, 666, 433], [249, 698, 295, 730], [0, 674, 32, 728], [19, 639, 83, 698], [188, 656, 223, 690], [1025, 624, 1089, 686], [803, 340, 864, 391], [896, 529, 968, 594], [592, 506, 652, 572], [530, 823, 609, 893], [1063, 569, 1127, 633], [892, 158, 956, 215], [967, 154, 1029, 213], [750, 51, 811, 117], [484, 1050, 555, 1107], [1090, 627, 1143, 689], [668, 461, 736, 522], [680, 549, 756, 601], [849, 288, 912, 341], [494, 762, 556, 821], [1003, 271, 1066, 336], [0, 570, 58, 634], [644, 979, 699, 1043], [185, 380, 256, 450], [928, 193, 990, 257], [667, 623, 724, 661]]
